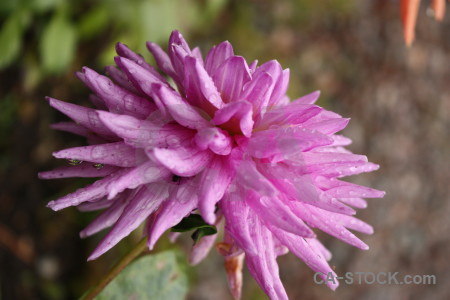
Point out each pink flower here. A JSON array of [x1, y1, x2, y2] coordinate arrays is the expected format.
[[41, 31, 385, 300]]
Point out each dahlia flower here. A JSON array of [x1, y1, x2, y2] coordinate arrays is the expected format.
[[41, 30, 384, 300]]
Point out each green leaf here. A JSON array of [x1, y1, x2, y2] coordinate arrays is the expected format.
[[171, 214, 217, 244], [93, 251, 188, 300], [40, 12, 77, 74], [171, 214, 217, 233], [0, 13, 23, 69]]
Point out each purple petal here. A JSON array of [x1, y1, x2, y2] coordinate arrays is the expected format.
[[339, 197, 368, 209], [304, 118, 350, 135], [221, 192, 257, 255], [183, 56, 224, 115], [239, 71, 273, 119], [81, 67, 156, 119], [194, 127, 233, 156], [106, 161, 171, 199], [212, 56, 251, 103], [50, 122, 92, 138], [115, 42, 166, 82], [245, 218, 289, 300], [256, 104, 322, 129], [47, 97, 116, 138], [269, 225, 339, 290], [293, 202, 369, 250], [147, 178, 198, 249], [38, 163, 118, 179], [104, 66, 145, 96], [197, 156, 233, 224], [189, 233, 217, 265], [97, 111, 194, 148], [148, 143, 213, 177], [150, 83, 211, 129], [205, 41, 234, 75], [80, 196, 128, 238], [146, 41, 177, 79], [246, 189, 315, 238], [268, 68, 290, 107], [247, 127, 333, 158], [291, 90, 321, 105], [47, 168, 129, 211], [212, 100, 254, 137], [88, 184, 168, 260], [53, 142, 144, 168], [114, 56, 167, 96]]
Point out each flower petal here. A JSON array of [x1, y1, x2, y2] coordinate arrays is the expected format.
[[189, 233, 217, 265], [205, 41, 234, 75], [146, 41, 177, 79], [47, 97, 116, 138], [88, 184, 168, 260], [79, 196, 128, 238], [47, 168, 130, 211], [197, 156, 233, 224], [150, 83, 211, 129], [183, 56, 224, 115], [97, 111, 194, 149], [212, 100, 254, 137], [38, 163, 118, 179], [81, 67, 156, 119], [53, 142, 144, 168], [194, 127, 233, 155], [148, 143, 213, 177], [146, 179, 198, 249], [106, 161, 171, 199], [212, 56, 251, 103]]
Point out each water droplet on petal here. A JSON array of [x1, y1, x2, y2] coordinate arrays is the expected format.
[[68, 159, 82, 165], [93, 163, 104, 169]]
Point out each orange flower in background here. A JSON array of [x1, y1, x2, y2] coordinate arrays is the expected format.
[[401, 0, 447, 46]]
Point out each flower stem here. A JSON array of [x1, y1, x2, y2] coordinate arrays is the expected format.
[[82, 238, 148, 300]]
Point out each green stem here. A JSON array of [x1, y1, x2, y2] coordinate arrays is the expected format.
[[82, 238, 148, 300]]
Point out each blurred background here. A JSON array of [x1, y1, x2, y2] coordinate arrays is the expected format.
[[0, 0, 449, 299]]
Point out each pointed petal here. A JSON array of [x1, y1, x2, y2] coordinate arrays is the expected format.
[[114, 56, 167, 96], [115, 42, 165, 82], [269, 225, 339, 290], [38, 163, 118, 179], [197, 156, 233, 224], [212, 100, 254, 137], [88, 184, 168, 260], [247, 127, 333, 158], [291, 90, 321, 105], [246, 189, 315, 238], [269, 68, 290, 107], [50, 122, 92, 138], [52, 142, 143, 168], [97, 111, 194, 148], [189, 233, 217, 265], [81, 67, 155, 119], [245, 218, 289, 300], [239, 71, 273, 118], [80, 197, 128, 238], [221, 193, 257, 255], [47, 97, 116, 138], [293, 203, 369, 250], [147, 179, 198, 249], [401, 0, 420, 46], [194, 127, 233, 155], [47, 168, 129, 211], [223, 252, 244, 300], [150, 83, 210, 129], [106, 161, 171, 199], [205, 41, 234, 75], [146, 41, 177, 79], [212, 56, 251, 103], [148, 143, 213, 177], [105, 65, 144, 96], [183, 56, 224, 115], [256, 104, 322, 129]]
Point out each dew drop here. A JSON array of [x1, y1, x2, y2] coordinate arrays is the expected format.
[[68, 159, 82, 166], [93, 163, 104, 169]]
